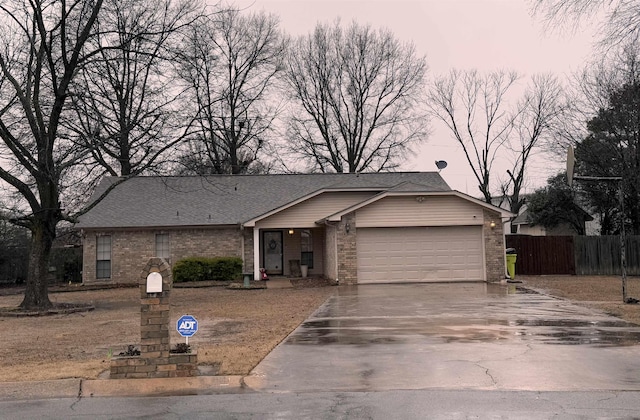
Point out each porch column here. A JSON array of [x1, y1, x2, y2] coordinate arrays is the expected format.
[[253, 227, 260, 280]]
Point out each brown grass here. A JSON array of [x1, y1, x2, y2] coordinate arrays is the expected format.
[[520, 275, 640, 325], [0, 285, 333, 382]]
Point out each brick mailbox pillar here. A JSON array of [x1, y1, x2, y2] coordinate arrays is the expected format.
[[139, 258, 172, 369], [110, 257, 197, 379]]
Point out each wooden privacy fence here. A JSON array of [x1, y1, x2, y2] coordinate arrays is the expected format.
[[505, 235, 576, 275], [505, 235, 640, 276], [574, 235, 640, 275]]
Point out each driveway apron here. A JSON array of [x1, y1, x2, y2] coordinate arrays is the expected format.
[[246, 283, 640, 392]]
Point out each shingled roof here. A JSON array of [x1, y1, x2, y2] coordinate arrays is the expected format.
[[75, 172, 451, 229]]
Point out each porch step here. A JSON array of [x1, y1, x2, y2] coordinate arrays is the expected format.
[[265, 278, 293, 289]]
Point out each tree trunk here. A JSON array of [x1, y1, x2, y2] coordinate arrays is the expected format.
[[19, 221, 55, 310]]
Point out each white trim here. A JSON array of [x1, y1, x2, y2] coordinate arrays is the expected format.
[[253, 228, 260, 281], [322, 191, 514, 223]]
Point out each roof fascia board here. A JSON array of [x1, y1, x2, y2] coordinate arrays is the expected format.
[[242, 187, 384, 227], [78, 224, 241, 231], [322, 190, 514, 223], [447, 191, 516, 217]]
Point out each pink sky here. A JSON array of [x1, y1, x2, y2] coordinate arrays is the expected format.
[[236, 0, 599, 193]]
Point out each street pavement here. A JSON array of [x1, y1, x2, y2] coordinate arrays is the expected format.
[[3, 389, 640, 419]]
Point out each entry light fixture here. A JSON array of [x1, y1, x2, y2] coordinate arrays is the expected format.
[[345, 223, 351, 234], [288, 229, 294, 235], [490, 221, 496, 229]]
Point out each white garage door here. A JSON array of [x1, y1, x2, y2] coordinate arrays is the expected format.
[[357, 226, 484, 283]]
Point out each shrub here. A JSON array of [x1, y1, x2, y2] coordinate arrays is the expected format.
[[172, 258, 206, 283], [173, 257, 243, 283]]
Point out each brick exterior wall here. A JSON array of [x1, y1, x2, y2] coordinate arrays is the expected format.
[[337, 212, 357, 285], [483, 209, 507, 282], [242, 228, 254, 274], [82, 227, 245, 284]]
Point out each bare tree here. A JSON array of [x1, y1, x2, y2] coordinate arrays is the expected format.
[[427, 70, 520, 203], [542, 46, 638, 162], [67, 0, 202, 177], [0, 0, 104, 309], [176, 8, 285, 175], [283, 20, 428, 173], [531, 0, 640, 48], [501, 74, 564, 222], [545, 40, 640, 160], [428, 70, 563, 218]]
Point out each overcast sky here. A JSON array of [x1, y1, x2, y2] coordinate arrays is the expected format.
[[235, 0, 599, 194]]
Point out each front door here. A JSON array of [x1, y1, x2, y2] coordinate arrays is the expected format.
[[263, 231, 283, 275]]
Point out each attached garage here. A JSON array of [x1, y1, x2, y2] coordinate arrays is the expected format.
[[356, 226, 484, 283]]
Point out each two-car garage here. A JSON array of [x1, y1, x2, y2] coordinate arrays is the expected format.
[[356, 225, 485, 283], [320, 192, 507, 284]]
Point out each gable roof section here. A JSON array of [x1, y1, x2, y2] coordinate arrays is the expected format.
[[321, 188, 514, 223], [76, 172, 451, 229]]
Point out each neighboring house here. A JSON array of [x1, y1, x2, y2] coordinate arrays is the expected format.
[[490, 196, 595, 236], [75, 172, 512, 285], [511, 204, 594, 236]]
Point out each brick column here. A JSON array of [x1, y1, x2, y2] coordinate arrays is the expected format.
[[110, 257, 197, 379], [139, 258, 172, 370], [483, 209, 506, 282], [337, 212, 358, 285]]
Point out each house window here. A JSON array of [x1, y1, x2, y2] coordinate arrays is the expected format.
[[300, 229, 313, 269], [96, 235, 111, 279], [155, 233, 170, 260]]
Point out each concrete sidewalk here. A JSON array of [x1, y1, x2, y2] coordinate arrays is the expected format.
[[0, 375, 245, 401]]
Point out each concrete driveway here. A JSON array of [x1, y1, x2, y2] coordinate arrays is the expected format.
[[246, 282, 640, 392]]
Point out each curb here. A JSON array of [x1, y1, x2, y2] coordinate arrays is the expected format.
[[0, 378, 81, 401], [0, 376, 245, 401]]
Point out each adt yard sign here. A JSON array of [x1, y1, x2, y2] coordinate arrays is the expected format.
[[177, 314, 198, 338]]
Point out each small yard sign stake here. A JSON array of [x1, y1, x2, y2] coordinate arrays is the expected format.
[[177, 314, 198, 345]]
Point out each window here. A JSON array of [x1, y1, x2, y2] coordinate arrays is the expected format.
[[96, 235, 111, 279], [155, 233, 170, 259], [300, 229, 313, 269]]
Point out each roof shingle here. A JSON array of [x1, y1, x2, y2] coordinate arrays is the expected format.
[[75, 172, 451, 229]]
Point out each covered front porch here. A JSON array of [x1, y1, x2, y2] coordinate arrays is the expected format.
[[250, 226, 330, 280]]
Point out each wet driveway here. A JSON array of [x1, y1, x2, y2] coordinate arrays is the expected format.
[[246, 283, 640, 392]]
